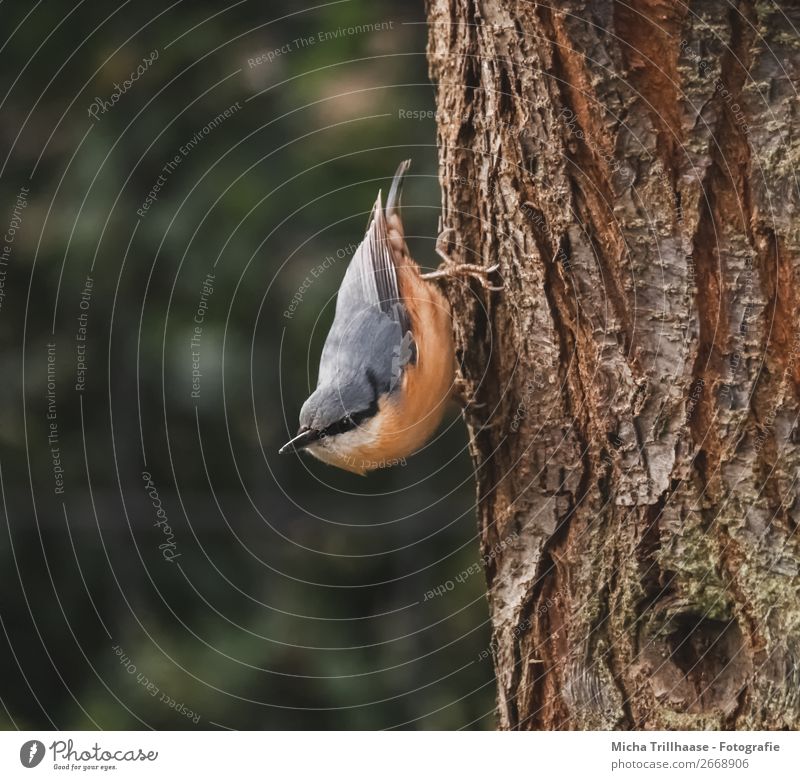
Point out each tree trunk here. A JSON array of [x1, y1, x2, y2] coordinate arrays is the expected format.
[[426, 0, 800, 730]]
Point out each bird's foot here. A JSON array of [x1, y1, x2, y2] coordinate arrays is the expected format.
[[451, 376, 486, 411], [420, 228, 504, 291]]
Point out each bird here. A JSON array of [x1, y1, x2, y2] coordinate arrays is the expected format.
[[279, 160, 499, 475]]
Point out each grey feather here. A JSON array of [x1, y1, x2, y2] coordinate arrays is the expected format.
[[334, 187, 410, 336], [297, 162, 416, 434], [300, 307, 399, 432]]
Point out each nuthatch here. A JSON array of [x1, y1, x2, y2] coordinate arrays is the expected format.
[[279, 160, 500, 474]]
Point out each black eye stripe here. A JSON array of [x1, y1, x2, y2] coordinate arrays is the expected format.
[[321, 400, 379, 438]]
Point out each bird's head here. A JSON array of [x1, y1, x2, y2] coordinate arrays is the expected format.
[[279, 375, 382, 473]]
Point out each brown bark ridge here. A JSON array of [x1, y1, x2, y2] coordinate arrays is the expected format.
[[425, 0, 800, 729]]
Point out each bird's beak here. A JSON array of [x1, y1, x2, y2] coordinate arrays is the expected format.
[[279, 427, 321, 455]]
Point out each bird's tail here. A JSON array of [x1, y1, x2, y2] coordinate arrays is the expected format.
[[385, 159, 411, 223]]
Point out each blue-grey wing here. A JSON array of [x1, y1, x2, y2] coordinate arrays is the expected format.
[[317, 306, 403, 406], [333, 188, 412, 337], [319, 170, 415, 399]]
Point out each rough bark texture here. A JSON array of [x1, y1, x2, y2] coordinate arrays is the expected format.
[[426, 0, 800, 729]]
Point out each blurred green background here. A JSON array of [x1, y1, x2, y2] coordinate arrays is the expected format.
[[0, 0, 495, 729]]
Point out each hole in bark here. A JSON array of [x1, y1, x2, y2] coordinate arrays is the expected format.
[[661, 614, 749, 714]]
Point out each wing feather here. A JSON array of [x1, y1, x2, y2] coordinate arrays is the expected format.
[[335, 190, 411, 336], [318, 164, 416, 399]]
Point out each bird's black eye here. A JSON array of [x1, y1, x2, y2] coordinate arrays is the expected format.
[[321, 413, 357, 438], [320, 399, 380, 439]]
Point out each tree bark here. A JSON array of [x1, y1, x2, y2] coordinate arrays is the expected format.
[[426, 0, 800, 729]]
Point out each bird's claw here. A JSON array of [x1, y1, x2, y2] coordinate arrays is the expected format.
[[451, 377, 487, 411], [422, 229, 504, 291]]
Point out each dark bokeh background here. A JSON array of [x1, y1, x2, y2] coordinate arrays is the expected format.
[[0, 0, 495, 729]]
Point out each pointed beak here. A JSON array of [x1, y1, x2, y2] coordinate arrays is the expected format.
[[279, 427, 321, 455]]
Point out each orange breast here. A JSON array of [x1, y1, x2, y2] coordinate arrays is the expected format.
[[350, 255, 455, 469]]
